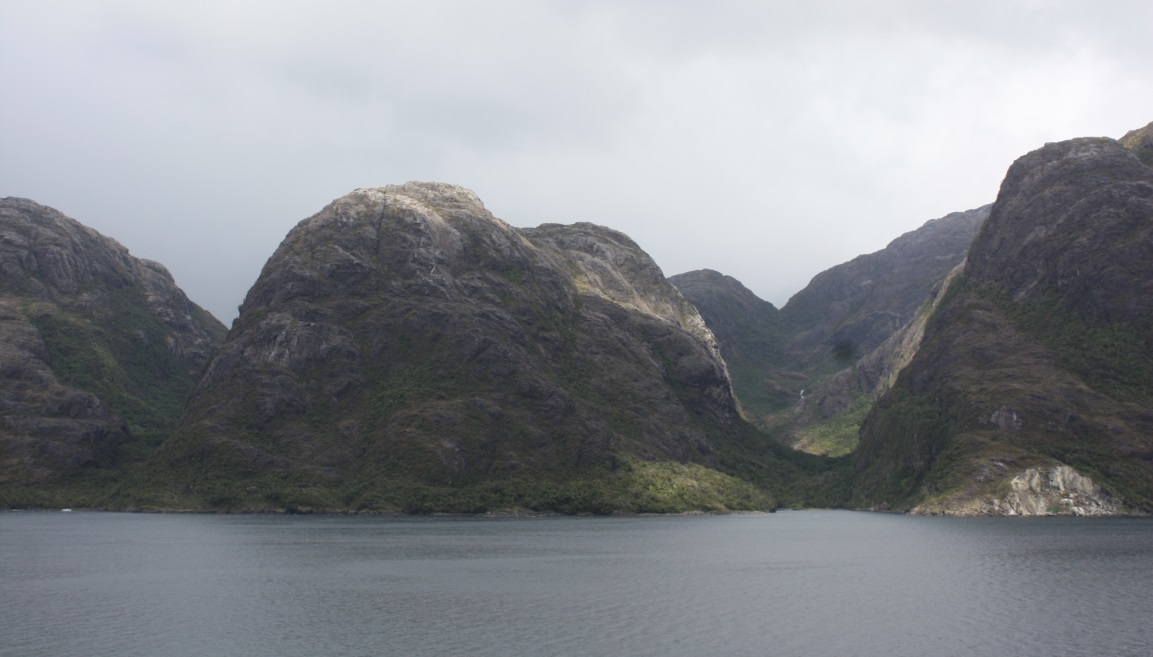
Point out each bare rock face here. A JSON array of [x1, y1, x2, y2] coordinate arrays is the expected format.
[[163, 183, 771, 513], [912, 465, 1122, 516], [0, 198, 226, 505], [998, 465, 1120, 516], [967, 137, 1153, 324], [852, 128, 1153, 514]]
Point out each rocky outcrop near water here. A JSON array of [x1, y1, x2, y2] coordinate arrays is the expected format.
[[851, 126, 1153, 515], [911, 464, 1122, 516], [156, 182, 784, 513], [0, 198, 226, 507]]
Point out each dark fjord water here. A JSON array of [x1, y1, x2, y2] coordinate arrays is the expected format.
[[2, 511, 1150, 657]]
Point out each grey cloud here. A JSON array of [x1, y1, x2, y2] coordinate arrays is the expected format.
[[2, 1, 1151, 323]]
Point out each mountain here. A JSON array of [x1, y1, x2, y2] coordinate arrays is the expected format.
[[851, 128, 1153, 515], [780, 206, 990, 367], [1120, 121, 1153, 167], [665, 269, 790, 419], [150, 182, 796, 513], [672, 205, 988, 454], [786, 260, 966, 456], [0, 198, 226, 507]]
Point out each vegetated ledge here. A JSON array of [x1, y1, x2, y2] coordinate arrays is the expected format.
[[62, 455, 781, 516]]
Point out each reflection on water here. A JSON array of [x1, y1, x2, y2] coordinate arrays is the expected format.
[[2, 511, 1150, 657]]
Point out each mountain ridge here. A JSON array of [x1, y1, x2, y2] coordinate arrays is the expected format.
[[149, 182, 792, 513], [671, 204, 989, 454], [3, 121, 1151, 517], [850, 129, 1153, 515]]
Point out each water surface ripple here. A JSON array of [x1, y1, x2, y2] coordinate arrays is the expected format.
[[2, 511, 1150, 657]]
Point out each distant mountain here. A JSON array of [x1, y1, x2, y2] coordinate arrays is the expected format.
[[0, 198, 226, 507], [665, 270, 790, 419], [851, 127, 1153, 514], [151, 182, 795, 513], [780, 205, 990, 367], [672, 205, 988, 454], [786, 259, 966, 457]]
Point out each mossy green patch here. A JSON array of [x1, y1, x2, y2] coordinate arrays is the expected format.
[[26, 287, 201, 446], [138, 457, 777, 515], [792, 393, 871, 457]]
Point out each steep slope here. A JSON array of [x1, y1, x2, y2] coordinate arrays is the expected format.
[[780, 205, 990, 370], [154, 182, 789, 513], [851, 132, 1153, 515], [0, 198, 226, 507], [789, 261, 966, 456], [666, 270, 790, 418], [1119, 121, 1153, 167], [673, 205, 988, 451]]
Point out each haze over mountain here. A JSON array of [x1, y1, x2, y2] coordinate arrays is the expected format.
[[5, 2, 1151, 326]]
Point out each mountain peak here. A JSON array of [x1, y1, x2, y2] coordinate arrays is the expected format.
[[162, 183, 776, 513], [1119, 120, 1153, 167], [380, 181, 490, 219], [968, 135, 1153, 323], [852, 129, 1153, 514]]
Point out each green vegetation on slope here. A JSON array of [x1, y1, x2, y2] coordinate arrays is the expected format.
[[126, 448, 780, 515], [26, 286, 208, 448], [995, 289, 1153, 507], [850, 276, 1153, 512], [791, 393, 872, 457], [1007, 290, 1153, 401]]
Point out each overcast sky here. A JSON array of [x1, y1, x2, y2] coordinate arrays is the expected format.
[[2, 1, 1151, 324]]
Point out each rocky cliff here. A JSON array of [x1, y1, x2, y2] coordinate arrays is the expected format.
[[0, 198, 226, 507], [851, 127, 1153, 515], [666, 269, 790, 419], [789, 261, 967, 456], [154, 183, 786, 513]]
